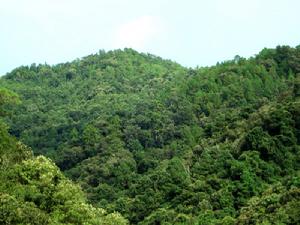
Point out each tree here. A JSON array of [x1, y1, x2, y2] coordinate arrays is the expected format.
[[83, 124, 100, 146], [0, 88, 19, 116]]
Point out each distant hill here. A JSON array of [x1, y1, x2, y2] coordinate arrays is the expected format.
[[0, 46, 299, 224]]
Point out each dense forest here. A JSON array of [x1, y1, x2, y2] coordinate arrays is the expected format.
[[0, 46, 299, 224]]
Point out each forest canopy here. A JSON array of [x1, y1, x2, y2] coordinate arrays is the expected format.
[[0, 46, 299, 224]]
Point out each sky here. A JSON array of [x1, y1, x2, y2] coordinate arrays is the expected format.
[[1, 0, 300, 75]]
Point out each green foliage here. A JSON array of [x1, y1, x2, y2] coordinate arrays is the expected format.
[[0, 90, 128, 224], [0, 141, 128, 224], [237, 177, 300, 225], [0, 88, 20, 116], [0, 46, 299, 224]]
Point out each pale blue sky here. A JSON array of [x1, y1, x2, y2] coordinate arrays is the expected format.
[[1, 0, 300, 75]]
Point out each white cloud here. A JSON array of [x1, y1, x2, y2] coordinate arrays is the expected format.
[[113, 16, 166, 49]]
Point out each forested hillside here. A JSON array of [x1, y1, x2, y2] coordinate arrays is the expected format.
[[0, 89, 128, 224], [0, 46, 299, 224]]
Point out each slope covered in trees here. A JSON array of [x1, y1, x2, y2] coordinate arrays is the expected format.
[[0, 46, 299, 224], [0, 89, 128, 224]]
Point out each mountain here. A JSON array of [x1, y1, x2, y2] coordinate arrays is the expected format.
[[0, 46, 299, 224]]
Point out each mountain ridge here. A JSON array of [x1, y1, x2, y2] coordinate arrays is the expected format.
[[0, 45, 299, 224]]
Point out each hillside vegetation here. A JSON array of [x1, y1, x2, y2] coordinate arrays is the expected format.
[[0, 89, 128, 224], [0, 46, 299, 224]]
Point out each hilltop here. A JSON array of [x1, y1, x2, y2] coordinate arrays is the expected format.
[[0, 46, 299, 224]]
